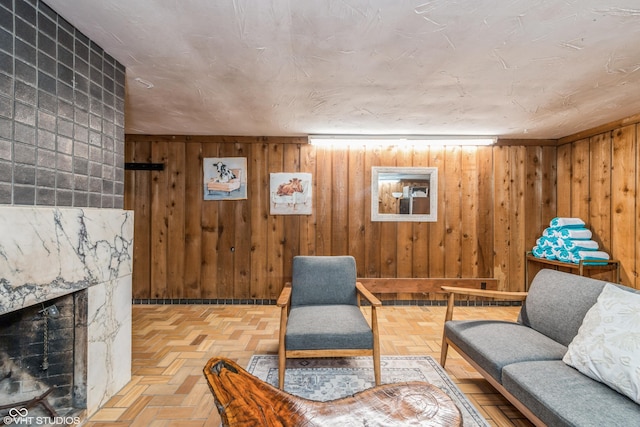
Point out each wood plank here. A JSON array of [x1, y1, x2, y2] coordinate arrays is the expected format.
[[348, 147, 366, 274], [461, 147, 479, 279], [233, 142, 251, 299], [412, 148, 430, 280], [150, 140, 169, 298], [509, 147, 526, 292], [130, 140, 151, 298], [636, 125, 640, 289], [556, 143, 572, 217], [477, 147, 494, 278], [299, 143, 316, 256], [183, 142, 203, 298], [493, 146, 510, 291], [250, 142, 269, 298], [611, 125, 636, 286], [588, 132, 612, 257], [281, 143, 301, 286], [444, 146, 462, 278], [570, 138, 590, 222], [200, 142, 220, 298], [540, 146, 557, 227], [167, 142, 186, 298], [314, 145, 332, 255], [364, 146, 382, 279], [379, 146, 398, 281], [216, 142, 237, 299], [267, 143, 285, 297], [331, 147, 349, 254], [428, 148, 446, 279], [359, 277, 499, 294]]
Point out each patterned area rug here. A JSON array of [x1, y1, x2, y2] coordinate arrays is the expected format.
[[247, 355, 489, 427]]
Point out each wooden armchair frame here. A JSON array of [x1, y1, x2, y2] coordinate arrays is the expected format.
[[277, 281, 382, 389], [440, 286, 528, 367]]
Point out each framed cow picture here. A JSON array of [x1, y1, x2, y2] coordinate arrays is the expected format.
[[203, 157, 247, 200], [269, 172, 312, 215]]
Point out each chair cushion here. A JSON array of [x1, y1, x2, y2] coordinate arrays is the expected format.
[[285, 305, 373, 350], [291, 256, 358, 307], [445, 320, 567, 383]]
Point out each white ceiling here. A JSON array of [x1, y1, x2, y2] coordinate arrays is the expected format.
[[45, 0, 640, 139]]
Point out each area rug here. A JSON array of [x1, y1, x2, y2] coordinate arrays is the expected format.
[[247, 355, 489, 427]]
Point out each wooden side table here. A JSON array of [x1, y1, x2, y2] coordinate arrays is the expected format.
[[525, 252, 620, 290]]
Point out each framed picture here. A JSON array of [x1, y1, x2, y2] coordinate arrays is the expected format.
[[203, 157, 247, 200], [270, 172, 312, 215]]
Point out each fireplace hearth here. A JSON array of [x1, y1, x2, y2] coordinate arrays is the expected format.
[[0, 207, 133, 424]]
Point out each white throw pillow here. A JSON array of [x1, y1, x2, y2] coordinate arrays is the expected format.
[[563, 283, 640, 403]]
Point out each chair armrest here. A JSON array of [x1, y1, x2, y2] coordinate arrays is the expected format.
[[356, 282, 382, 307], [440, 286, 528, 300], [277, 283, 292, 307]]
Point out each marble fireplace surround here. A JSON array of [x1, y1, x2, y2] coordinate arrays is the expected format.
[[0, 206, 134, 418]]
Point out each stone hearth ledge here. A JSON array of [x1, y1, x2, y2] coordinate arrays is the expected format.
[[0, 206, 134, 416]]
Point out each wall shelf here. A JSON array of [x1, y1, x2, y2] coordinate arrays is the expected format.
[[525, 252, 620, 290]]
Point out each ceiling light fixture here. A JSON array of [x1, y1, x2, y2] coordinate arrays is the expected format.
[[307, 135, 497, 147]]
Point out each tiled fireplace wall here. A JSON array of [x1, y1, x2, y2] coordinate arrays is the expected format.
[[0, 1, 131, 421], [0, 0, 125, 208]]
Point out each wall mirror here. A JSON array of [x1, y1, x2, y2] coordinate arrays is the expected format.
[[371, 167, 438, 222]]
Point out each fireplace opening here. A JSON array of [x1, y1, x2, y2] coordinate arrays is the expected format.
[[0, 291, 87, 425]]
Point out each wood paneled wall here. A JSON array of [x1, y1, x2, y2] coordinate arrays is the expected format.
[[125, 135, 557, 300], [558, 124, 639, 288]]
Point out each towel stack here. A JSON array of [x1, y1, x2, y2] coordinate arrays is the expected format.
[[531, 217, 610, 264]]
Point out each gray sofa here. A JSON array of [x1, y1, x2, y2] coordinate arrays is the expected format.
[[440, 268, 640, 427]]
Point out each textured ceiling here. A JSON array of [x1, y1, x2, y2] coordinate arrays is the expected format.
[[45, 0, 640, 139]]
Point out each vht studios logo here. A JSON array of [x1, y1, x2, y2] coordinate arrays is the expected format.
[[3, 407, 80, 425]]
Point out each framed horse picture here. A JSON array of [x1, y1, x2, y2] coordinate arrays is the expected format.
[[203, 157, 247, 200]]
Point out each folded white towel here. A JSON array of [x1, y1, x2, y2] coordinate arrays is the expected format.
[[578, 250, 609, 260], [565, 239, 599, 251], [557, 228, 592, 240], [550, 217, 585, 228]]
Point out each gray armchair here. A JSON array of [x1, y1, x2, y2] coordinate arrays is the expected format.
[[277, 256, 382, 389]]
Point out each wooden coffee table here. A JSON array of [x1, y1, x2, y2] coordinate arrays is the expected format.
[[204, 357, 462, 426]]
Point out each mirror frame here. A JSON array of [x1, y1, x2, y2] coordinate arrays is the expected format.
[[371, 166, 438, 222]]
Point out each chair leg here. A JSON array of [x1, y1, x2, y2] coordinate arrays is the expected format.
[[278, 351, 286, 389], [373, 353, 381, 386], [371, 306, 381, 385], [440, 292, 455, 367]]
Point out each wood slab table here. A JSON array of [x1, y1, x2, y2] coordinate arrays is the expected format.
[[204, 357, 462, 427]]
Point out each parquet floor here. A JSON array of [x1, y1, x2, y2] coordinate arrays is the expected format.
[[85, 304, 534, 427]]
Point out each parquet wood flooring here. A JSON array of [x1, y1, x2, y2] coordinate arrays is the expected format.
[[85, 304, 534, 427]]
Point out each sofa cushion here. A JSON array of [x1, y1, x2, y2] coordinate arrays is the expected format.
[[502, 360, 640, 427], [563, 283, 640, 404], [286, 305, 373, 350], [518, 269, 607, 346], [445, 320, 567, 383]]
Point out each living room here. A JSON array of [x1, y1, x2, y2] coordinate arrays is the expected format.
[[1, 1, 640, 426]]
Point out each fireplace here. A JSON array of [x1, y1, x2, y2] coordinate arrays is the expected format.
[[0, 292, 86, 424], [0, 207, 133, 424]]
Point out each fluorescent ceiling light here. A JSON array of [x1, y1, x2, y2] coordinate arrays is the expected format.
[[308, 135, 497, 147]]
